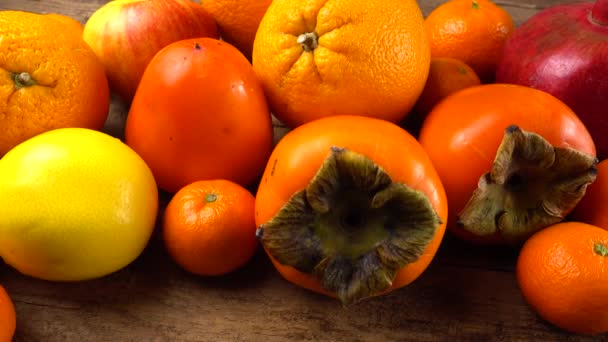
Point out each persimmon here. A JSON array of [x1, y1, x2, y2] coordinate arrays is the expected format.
[[419, 84, 597, 245], [570, 159, 608, 230], [124, 38, 274, 193], [254, 115, 448, 305]]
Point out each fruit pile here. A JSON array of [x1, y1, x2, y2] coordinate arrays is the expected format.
[[1, 0, 608, 338]]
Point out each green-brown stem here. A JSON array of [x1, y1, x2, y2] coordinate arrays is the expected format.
[[297, 32, 318, 52], [205, 193, 217, 203], [457, 125, 598, 245], [12, 72, 36, 89], [256, 147, 441, 305], [594, 242, 608, 256]]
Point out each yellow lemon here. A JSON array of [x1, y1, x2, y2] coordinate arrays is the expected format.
[[0, 128, 158, 281]]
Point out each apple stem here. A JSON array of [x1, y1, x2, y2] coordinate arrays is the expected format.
[[591, 0, 608, 25]]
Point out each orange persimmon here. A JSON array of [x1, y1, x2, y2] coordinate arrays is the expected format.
[[254, 115, 448, 305], [570, 159, 608, 230], [124, 38, 273, 193], [419, 84, 597, 245]]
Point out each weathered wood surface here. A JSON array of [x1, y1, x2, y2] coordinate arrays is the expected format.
[[0, 0, 603, 341]]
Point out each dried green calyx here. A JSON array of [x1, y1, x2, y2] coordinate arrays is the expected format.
[[457, 125, 598, 245], [256, 147, 442, 305]]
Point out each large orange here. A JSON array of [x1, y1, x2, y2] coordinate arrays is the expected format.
[[163, 179, 258, 276], [424, 0, 514, 82], [0, 284, 16, 342], [0, 11, 110, 156], [201, 0, 273, 60], [252, 0, 430, 128], [517, 222, 608, 335], [45, 13, 84, 33]]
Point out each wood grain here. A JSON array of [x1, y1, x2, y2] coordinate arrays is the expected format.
[[1, 0, 604, 341]]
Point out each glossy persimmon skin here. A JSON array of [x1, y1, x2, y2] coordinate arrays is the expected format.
[[418, 84, 596, 244], [125, 38, 274, 193], [570, 160, 608, 230], [254, 115, 448, 298]]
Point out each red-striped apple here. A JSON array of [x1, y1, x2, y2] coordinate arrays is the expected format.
[[83, 0, 219, 102]]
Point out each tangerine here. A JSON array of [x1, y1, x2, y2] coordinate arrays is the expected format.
[[405, 57, 481, 136], [163, 179, 258, 276], [517, 222, 608, 335], [424, 0, 514, 82]]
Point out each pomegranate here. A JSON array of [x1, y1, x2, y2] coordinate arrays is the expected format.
[[495, 0, 608, 160]]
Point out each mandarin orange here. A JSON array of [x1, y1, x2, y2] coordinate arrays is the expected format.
[[163, 179, 258, 276], [425, 0, 514, 82], [517, 222, 608, 335]]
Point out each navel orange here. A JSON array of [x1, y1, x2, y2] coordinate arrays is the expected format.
[[252, 0, 430, 128]]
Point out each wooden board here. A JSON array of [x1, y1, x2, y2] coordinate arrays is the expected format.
[[0, 0, 603, 341]]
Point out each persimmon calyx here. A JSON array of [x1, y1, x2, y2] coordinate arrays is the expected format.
[[256, 146, 441, 305], [11, 72, 36, 89], [457, 125, 598, 245]]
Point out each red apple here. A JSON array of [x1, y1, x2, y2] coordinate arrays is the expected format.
[[495, 0, 608, 160], [83, 0, 219, 102]]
